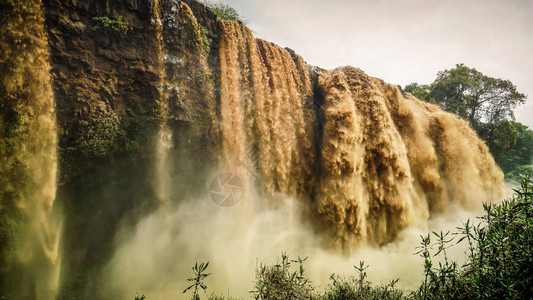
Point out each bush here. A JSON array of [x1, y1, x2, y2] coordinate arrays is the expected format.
[[201, 1, 247, 24], [414, 175, 533, 299], [252, 253, 314, 300], [60, 109, 125, 175], [323, 262, 404, 300]]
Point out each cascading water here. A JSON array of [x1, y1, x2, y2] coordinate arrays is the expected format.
[[216, 22, 504, 250], [315, 67, 503, 248], [153, 0, 174, 204], [218, 20, 317, 196], [1, 0, 508, 298], [0, 0, 61, 299]]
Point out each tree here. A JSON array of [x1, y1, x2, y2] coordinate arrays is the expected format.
[[477, 120, 518, 165], [501, 122, 533, 174], [429, 64, 526, 131], [404, 82, 432, 103]]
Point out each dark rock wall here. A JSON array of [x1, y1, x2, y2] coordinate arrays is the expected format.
[[44, 0, 162, 175], [39, 0, 221, 296], [42, 1, 162, 296]]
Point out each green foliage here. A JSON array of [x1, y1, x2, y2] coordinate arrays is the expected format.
[[199, 24, 211, 56], [404, 83, 432, 103], [201, 1, 247, 24], [411, 176, 533, 299], [462, 176, 533, 298], [478, 120, 518, 165], [323, 262, 404, 300], [123, 110, 160, 153], [501, 122, 533, 179], [59, 109, 126, 176], [92, 16, 132, 36], [0, 104, 31, 274], [413, 231, 460, 299], [184, 262, 211, 300], [252, 253, 314, 300], [70, 110, 124, 160], [429, 64, 526, 128], [505, 164, 533, 183], [133, 291, 146, 300]]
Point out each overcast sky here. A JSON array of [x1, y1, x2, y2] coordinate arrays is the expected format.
[[218, 0, 533, 127]]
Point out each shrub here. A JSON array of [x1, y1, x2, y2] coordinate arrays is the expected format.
[[414, 175, 533, 299], [323, 261, 404, 300], [252, 253, 314, 300], [201, 1, 247, 24], [458, 175, 533, 299]]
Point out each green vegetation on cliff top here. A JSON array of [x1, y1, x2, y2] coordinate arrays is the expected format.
[[201, 1, 248, 24]]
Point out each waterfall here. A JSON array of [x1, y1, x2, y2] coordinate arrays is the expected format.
[[1, 1, 506, 298], [218, 20, 317, 196], [217, 21, 504, 249], [101, 3, 505, 298], [0, 0, 61, 298], [153, 0, 174, 204]]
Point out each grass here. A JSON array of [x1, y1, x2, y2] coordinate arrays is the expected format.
[[132, 176, 533, 299]]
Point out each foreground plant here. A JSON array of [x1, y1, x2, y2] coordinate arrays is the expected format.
[[184, 262, 211, 300], [414, 175, 533, 299], [133, 291, 146, 300], [324, 260, 403, 300], [252, 253, 314, 300]]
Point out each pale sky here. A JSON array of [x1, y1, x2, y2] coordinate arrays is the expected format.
[[218, 0, 533, 127]]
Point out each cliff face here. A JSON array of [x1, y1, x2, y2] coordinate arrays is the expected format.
[[1, 0, 222, 298], [0, 0, 504, 298]]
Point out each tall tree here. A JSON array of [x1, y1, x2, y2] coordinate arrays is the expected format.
[[429, 64, 526, 131]]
